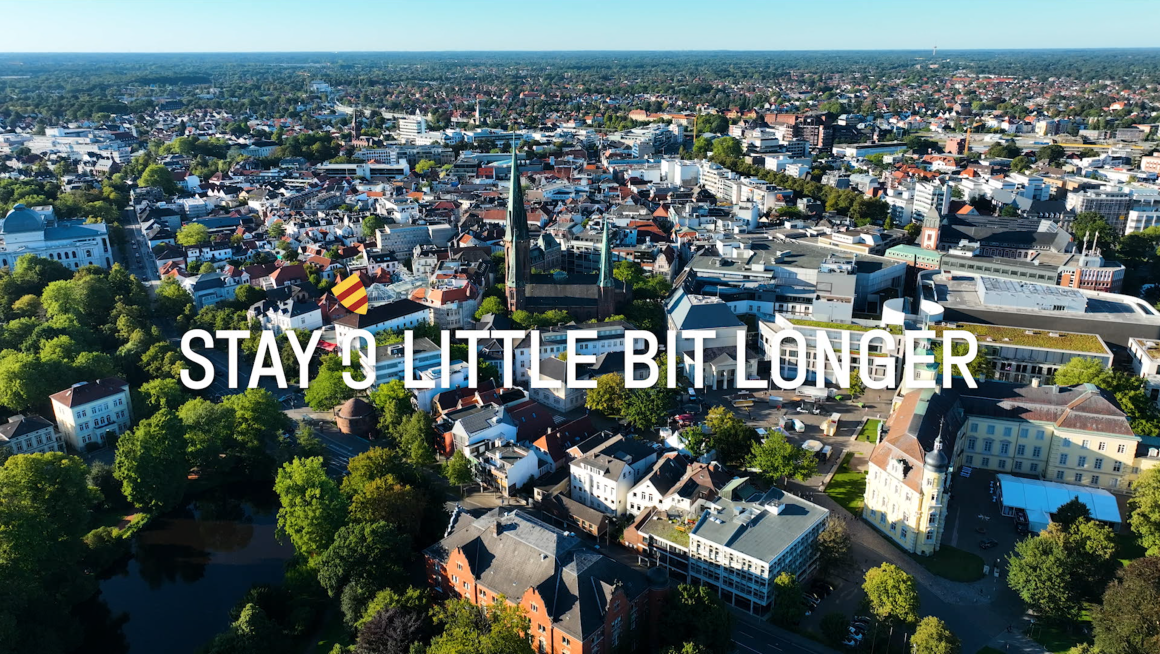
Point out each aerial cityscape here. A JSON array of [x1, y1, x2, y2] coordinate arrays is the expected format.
[[3, 3, 1160, 654]]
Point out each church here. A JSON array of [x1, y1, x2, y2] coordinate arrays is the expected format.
[[504, 150, 630, 320], [0, 203, 113, 270]]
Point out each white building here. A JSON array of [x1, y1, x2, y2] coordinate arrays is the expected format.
[[569, 433, 659, 517], [0, 414, 64, 455], [247, 298, 323, 336], [49, 379, 132, 451], [0, 204, 113, 270], [332, 298, 431, 346]]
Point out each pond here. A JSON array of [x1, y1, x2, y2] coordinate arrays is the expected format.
[[76, 483, 295, 654]]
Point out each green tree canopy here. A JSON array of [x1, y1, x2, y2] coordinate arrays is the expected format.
[[138, 164, 178, 195], [747, 432, 818, 484], [1092, 556, 1160, 654], [911, 616, 961, 654], [113, 409, 189, 511], [273, 456, 347, 560], [657, 584, 734, 654], [585, 372, 627, 417], [862, 563, 920, 625], [426, 597, 533, 654]]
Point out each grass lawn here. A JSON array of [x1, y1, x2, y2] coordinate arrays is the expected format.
[[825, 451, 867, 515], [1028, 609, 1093, 653], [856, 419, 881, 443], [1117, 531, 1147, 566], [909, 545, 985, 582]]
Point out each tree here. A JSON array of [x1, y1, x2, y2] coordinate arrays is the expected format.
[[770, 572, 806, 627], [682, 425, 709, 457], [748, 433, 818, 484], [395, 411, 436, 466], [1037, 144, 1066, 165], [138, 377, 189, 413], [1131, 467, 1160, 556], [267, 220, 286, 239], [712, 136, 742, 159], [585, 372, 626, 416], [178, 398, 237, 472], [426, 597, 533, 654], [176, 223, 210, 247], [273, 457, 347, 560], [704, 406, 756, 464], [356, 606, 428, 654], [911, 616, 961, 654], [657, 584, 734, 654], [1071, 211, 1119, 251], [349, 475, 423, 532], [862, 563, 919, 625], [202, 603, 287, 654], [1054, 497, 1092, 529], [113, 409, 188, 511], [934, 340, 990, 381], [1007, 527, 1082, 621], [820, 612, 850, 647], [316, 521, 409, 599], [358, 586, 428, 629], [1010, 156, 1032, 173], [621, 386, 673, 432], [138, 164, 178, 195], [473, 296, 507, 319], [1092, 556, 1160, 654], [414, 159, 436, 175], [235, 284, 266, 307], [304, 354, 359, 411], [444, 450, 474, 494], [817, 519, 852, 575]]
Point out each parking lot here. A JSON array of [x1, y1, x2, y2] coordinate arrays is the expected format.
[[944, 467, 1027, 576]]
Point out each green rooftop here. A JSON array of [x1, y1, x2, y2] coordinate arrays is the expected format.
[[642, 516, 691, 548], [787, 318, 904, 335], [934, 323, 1107, 355]]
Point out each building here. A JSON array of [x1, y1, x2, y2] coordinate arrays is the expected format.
[[627, 456, 732, 517], [1066, 190, 1132, 232], [686, 478, 829, 615], [360, 336, 443, 385], [0, 414, 64, 455], [569, 433, 659, 517], [504, 149, 626, 320], [49, 378, 132, 451], [1128, 337, 1160, 408], [410, 280, 481, 330], [759, 315, 904, 387], [398, 114, 428, 141], [0, 203, 113, 270], [332, 298, 431, 345], [425, 508, 659, 654], [833, 142, 908, 158], [932, 321, 1111, 386], [247, 298, 323, 335]]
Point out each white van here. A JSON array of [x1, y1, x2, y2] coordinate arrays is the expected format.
[[791, 419, 805, 433]]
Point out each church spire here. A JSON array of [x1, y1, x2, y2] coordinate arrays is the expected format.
[[504, 145, 530, 312], [598, 218, 613, 288]]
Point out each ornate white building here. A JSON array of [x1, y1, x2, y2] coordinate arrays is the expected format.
[[0, 203, 113, 270]]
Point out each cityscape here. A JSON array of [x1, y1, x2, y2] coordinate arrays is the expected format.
[[3, 3, 1160, 654]]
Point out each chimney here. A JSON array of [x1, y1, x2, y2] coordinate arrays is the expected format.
[[493, 521, 502, 537], [1031, 378, 1041, 388]]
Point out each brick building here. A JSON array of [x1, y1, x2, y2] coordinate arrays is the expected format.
[[425, 508, 665, 654]]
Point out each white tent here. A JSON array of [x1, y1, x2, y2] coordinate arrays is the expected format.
[[996, 474, 1121, 532]]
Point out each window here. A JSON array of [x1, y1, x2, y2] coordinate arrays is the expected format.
[[1019, 428, 1029, 438], [1059, 454, 1069, 466], [970, 423, 979, 433], [967, 437, 977, 451], [965, 455, 974, 465], [983, 440, 994, 453], [981, 457, 991, 467], [927, 530, 935, 541], [1056, 470, 1065, 480], [1117, 444, 1127, 454], [1094, 458, 1103, 470], [1062, 439, 1071, 448], [1098, 441, 1106, 451], [900, 526, 908, 540], [998, 460, 1007, 470], [1036, 430, 1046, 440], [531, 604, 538, 613], [1032, 446, 1042, 458], [1110, 478, 1120, 489], [986, 424, 996, 435], [1016, 444, 1026, 456], [1014, 461, 1023, 471], [1113, 461, 1123, 473], [1003, 427, 1013, 437], [1077, 456, 1088, 467], [1000, 442, 1010, 455], [1090, 476, 1100, 486], [1082, 440, 1090, 449], [1075, 473, 1083, 483], [1029, 463, 1039, 473]]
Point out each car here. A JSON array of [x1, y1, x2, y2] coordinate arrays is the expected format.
[[676, 414, 694, 425], [979, 538, 999, 550], [811, 581, 834, 596], [852, 615, 872, 626], [842, 637, 862, 647], [848, 625, 866, 635]]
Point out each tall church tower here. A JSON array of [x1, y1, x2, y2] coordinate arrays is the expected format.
[[920, 207, 941, 251], [504, 147, 530, 312], [597, 218, 615, 319], [351, 106, 360, 141]]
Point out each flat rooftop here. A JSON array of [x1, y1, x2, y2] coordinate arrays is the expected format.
[[922, 272, 1160, 325], [933, 322, 1108, 355]]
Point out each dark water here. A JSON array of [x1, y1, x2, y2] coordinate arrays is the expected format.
[[78, 484, 295, 654]]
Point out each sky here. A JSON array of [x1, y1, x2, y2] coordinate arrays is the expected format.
[[2, 0, 1159, 52]]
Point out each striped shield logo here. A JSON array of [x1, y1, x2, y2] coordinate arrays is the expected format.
[[333, 275, 368, 315]]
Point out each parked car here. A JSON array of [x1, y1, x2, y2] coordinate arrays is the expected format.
[[979, 538, 999, 550]]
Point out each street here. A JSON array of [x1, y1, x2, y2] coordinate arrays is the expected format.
[[119, 207, 160, 284]]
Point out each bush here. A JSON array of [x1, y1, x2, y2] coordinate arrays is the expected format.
[[820, 612, 850, 647], [82, 526, 130, 571]]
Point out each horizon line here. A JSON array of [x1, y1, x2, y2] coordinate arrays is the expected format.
[[3, 47, 1160, 55]]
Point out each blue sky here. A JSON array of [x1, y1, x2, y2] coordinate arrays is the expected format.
[[2, 0, 1158, 52]]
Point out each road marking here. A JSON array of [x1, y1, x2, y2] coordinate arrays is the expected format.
[[732, 639, 781, 653]]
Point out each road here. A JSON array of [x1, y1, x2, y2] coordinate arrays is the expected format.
[[119, 207, 160, 284]]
